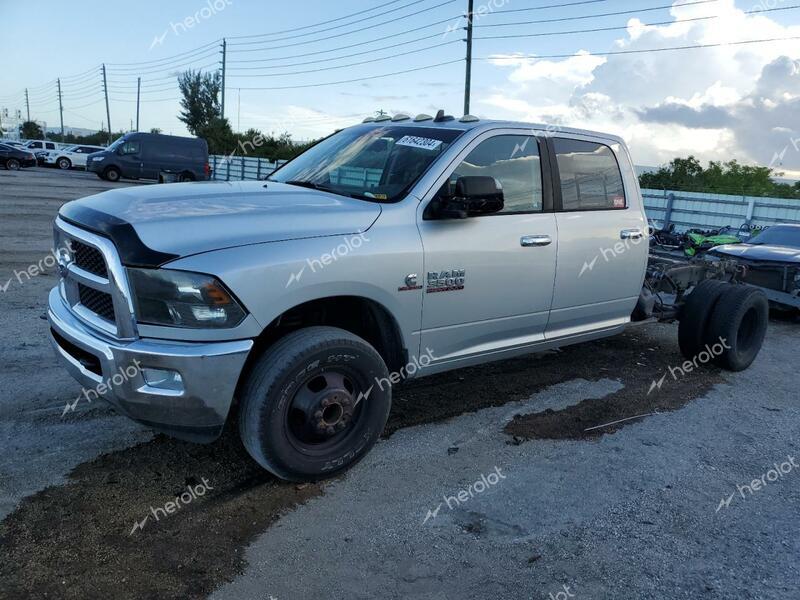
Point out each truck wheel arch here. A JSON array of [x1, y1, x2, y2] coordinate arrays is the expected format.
[[244, 296, 408, 380]]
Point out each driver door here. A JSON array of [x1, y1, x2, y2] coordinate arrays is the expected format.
[[417, 132, 558, 366]]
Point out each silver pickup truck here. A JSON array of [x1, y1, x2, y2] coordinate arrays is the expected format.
[[48, 114, 769, 481]]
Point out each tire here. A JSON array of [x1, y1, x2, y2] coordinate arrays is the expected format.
[[239, 326, 391, 481], [6, 158, 20, 171], [96, 172, 107, 180], [57, 157, 72, 170], [104, 166, 121, 182], [678, 279, 728, 360], [707, 285, 769, 371]]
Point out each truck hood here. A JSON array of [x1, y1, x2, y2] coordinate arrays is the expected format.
[[711, 243, 800, 264], [59, 181, 382, 267]]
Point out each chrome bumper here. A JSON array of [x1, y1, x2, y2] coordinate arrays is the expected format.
[[47, 287, 253, 442]]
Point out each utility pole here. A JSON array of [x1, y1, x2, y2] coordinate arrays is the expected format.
[[101, 64, 112, 145], [57, 79, 65, 141], [463, 0, 474, 116], [136, 77, 141, 131], [24, 88, 30, 122], [237, 88, 241, 131], [220, 38, 227, 120]]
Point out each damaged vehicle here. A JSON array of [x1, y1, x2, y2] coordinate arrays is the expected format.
[[47, 113, 770, 481], [706, 224, 800, 311]]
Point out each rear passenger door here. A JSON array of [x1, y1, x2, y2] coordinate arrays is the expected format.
[[545, 137, 648, 339]]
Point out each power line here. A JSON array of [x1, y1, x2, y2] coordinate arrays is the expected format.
[[236, 58, 463, 90], [229, 0, 439, 46], [480, 34, 800, 61], [229, 16, 457, 61], [228, 0, 410, 39], [474, 15, 716, 40], [226, 39, 462, 77], [228, 0, 456, 52], [105, 39, 221, 67], [473, 0, 719, 28], [490, 0, 612, 14]]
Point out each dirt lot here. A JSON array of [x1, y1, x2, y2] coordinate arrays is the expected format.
[[1, 167, 798, 599]]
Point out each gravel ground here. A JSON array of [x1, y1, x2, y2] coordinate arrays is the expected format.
[[0, 167, 798, 600]]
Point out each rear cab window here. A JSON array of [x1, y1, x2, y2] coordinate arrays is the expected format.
[[552, 138, 626, 211]]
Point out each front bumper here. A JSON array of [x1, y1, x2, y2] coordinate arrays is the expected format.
[[47, 287, 253, 442]]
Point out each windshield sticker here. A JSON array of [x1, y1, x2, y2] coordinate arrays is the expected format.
[[396, 136, 443, 151]]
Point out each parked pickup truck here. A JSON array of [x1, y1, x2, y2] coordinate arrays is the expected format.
[[48, 113, 769, 481]]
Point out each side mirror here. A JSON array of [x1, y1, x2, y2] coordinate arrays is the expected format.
[[429, 176, 504, 219]]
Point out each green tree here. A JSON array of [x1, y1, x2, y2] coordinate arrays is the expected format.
[[177, 70, 222, 135], [21, 121, 44, 140], [639, 156, 800, 199]]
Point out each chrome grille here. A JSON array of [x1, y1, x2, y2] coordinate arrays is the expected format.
[[72, 240, 108, 277], [54, 217, 138, 340], [78, 284, 116, 322]]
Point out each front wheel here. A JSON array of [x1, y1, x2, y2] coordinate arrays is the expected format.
[[103, 166, 121, 182], [57, 157, 72, 170], [239, 327, 391, 481], [5, 158, 20, 170]]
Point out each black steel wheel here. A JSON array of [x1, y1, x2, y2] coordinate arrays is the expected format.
[[239, 327, 391, 481]]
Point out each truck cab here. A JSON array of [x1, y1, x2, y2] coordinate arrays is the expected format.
[[49, 115, 763, 482]]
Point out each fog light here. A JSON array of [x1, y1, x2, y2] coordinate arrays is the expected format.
[[142, 368, 184, 392]]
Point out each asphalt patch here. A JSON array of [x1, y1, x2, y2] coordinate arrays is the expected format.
[[0, 325, 723, 599]]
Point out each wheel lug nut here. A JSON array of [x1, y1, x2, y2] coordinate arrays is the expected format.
[[321, 399, 330, 407], [314, 410, 323, 419], [326, 426, 335, 435]]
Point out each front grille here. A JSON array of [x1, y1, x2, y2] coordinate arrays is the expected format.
[[72, 240, 108, 277], [78, 284, 116, 322]]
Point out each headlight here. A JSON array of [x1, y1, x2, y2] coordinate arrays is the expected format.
[[93, 156, 105, 162], [127, 268, 247, 329]]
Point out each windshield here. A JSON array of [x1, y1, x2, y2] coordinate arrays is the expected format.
[[269, 125, 464, 202], [748, 226, 800, 248], [106, 137, 127, 152]]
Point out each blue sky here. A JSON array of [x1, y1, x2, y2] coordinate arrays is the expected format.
[[2, 0, 800, 172]]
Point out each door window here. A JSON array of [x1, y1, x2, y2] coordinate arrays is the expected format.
[[28, 142, 42, 149], [553, 139, 626, 211], [45, 143, 56, 150], [438, 135, 543, 214], [120, 141, 141, 155]]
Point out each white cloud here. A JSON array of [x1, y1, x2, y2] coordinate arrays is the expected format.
[[477, 0, 800, 174]]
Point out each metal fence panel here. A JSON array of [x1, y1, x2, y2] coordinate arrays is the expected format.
[[642, 189, 800, 231], [209, 155, 286, 181]]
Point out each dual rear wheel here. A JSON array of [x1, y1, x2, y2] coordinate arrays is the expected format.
[[678, 281, 768, 371]]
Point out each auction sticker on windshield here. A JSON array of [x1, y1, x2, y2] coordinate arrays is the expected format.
[[396, 136, 443, 151]]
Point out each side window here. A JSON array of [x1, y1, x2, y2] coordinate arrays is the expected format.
[[46, 143, 56, 150], [442, 135, 543, 214], [120, 141, 141, 155], [29, 142, 42, 149], [553, 138, 625, 211]]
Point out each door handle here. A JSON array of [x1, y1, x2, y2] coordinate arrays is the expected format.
[[520, 235, 552, 247], [620, 229, 643, 240]]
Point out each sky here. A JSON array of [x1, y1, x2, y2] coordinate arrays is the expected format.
[[1, 0, 800, 176]]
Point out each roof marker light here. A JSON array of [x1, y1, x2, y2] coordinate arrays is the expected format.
[[363, 117, 376, 123], [414, 114, 433, 122], [375, 114, 392, 122], [460, 115, 480, 123], [392, 114, 411, 122]]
